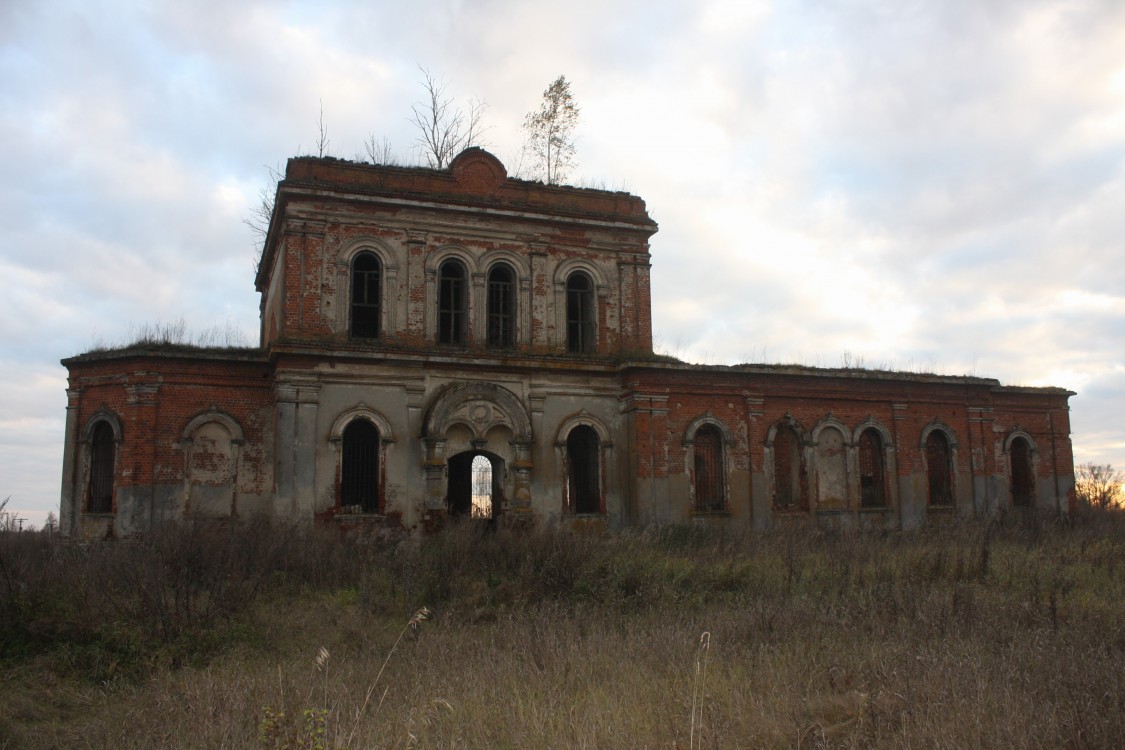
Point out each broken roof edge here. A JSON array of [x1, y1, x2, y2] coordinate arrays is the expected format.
[[618, 358, 1074, 395], [254, 148, 657, 293], [62, 344, 267, 367], [283, 150, 653, 223]]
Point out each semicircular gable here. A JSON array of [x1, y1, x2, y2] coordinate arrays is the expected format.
[[329, 405, 395, 442], [554, 258, 608, 289], [852, 417, 893, 445], [555, 410, 612, 445], [683, 414, 733, 445], [338, 238, 399, 270], [182, 410, 244, 443], [424, 382, 532, 442], [81, 410, 124, 443], [1003, 428, 1038, 453], [811, 416, 850, 444], [426, 245, 478, 275], [765, 415, 809, 446], [919, 421, 958, 450]]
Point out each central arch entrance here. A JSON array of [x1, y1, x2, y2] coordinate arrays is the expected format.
[[447, 450, 504, 522], [422, 383, 535, 523]]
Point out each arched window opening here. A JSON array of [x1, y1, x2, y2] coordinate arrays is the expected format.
[[1010, 437, 1035, 508], [447, 451, 502, 522], [693, 426, 724, 512], [350, 251, 381, 339], [438, 259, 467, 345], [566, 272, 595, 354], [471, 454, 493, 518], [567, 425, 600, 514], [342, 420, 380, 513], [925, 431, 954, 507], [87, 421, 115, 513], [773, 425, 808, 511], [487, 264, 515, 349], [858, 429, 887, 508]]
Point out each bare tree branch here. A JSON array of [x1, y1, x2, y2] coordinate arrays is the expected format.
[[464, 97, 488, 151], [408, 67, 488, 169], [1075, 462, 1124, 510], [315, 99, 330, 158], [362, 134, 398, 165], [243, 163, 283, 272]]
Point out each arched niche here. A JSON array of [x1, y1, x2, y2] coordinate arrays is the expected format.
[[424, 382, 532, 443], [180, 410, 245, 517]]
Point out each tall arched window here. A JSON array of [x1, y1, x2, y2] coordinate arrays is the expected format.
[[342, 419, 380, 513], [925, 430, 954, 507], [566, 271, 595, 354], [87, 421, 115, 513], [438, 259, 467, 345], [773, 425, 807, 511], [487, 263, 515, 349], [858, 428, 887, 508], [350, 251, 381, 339], [693, 425, 725, 512], [1010, 437, 1035, 507], [567, 425, 600, 514]]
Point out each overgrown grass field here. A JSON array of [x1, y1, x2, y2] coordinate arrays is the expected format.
[[1, 515, 1122, 748]]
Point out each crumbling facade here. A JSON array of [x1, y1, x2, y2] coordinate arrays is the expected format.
[[60, 149, 1076, 538]]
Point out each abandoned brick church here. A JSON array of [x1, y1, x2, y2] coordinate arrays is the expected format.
[[59, 148, 1076, 538]]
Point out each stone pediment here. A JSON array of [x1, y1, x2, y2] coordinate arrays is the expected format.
[[424, 382, 532, 442]]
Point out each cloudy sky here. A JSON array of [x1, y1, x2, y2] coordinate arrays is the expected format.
[[3, 0, 1123, 527]]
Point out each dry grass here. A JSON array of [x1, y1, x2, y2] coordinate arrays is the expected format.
[[1, 515, 1122, 748]]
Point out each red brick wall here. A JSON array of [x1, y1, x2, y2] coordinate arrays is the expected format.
[[623, 365, 1073, 508], [67, 354, 274, 502]]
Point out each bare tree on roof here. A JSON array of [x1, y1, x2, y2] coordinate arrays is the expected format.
[[315, 99, 330, 157], [409, 67, 488, 169]]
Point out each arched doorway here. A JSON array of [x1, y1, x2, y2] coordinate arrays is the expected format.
[[422, 383, 534, 521], [446, 450, 504, 523]]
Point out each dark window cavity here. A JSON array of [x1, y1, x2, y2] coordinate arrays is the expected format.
[[567, 425, 600, 514], [350, 251, 381, 339], [438, 259, 467, 345], [925, 431, 954, 506], [1010, 437, 1035, 507], [342, 419, 380, 513], [773, 425, 808, 511], [87, 421, 115, 513], [566, 271, 595, 354], [693, 426, 724, 512], [858, 428, 887, 508], [487, 263, 515, 349]]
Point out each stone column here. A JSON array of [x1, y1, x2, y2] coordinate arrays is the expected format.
[[509, 439, 534, 518], [529, 245, 548, 351], [274, 383, 298, 516], [58, 387, 81, 537], [422, 437, 448, 532], [406, 231, 428, 342], [294, 383, 320, 514], [471, 271, 486, 345]]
